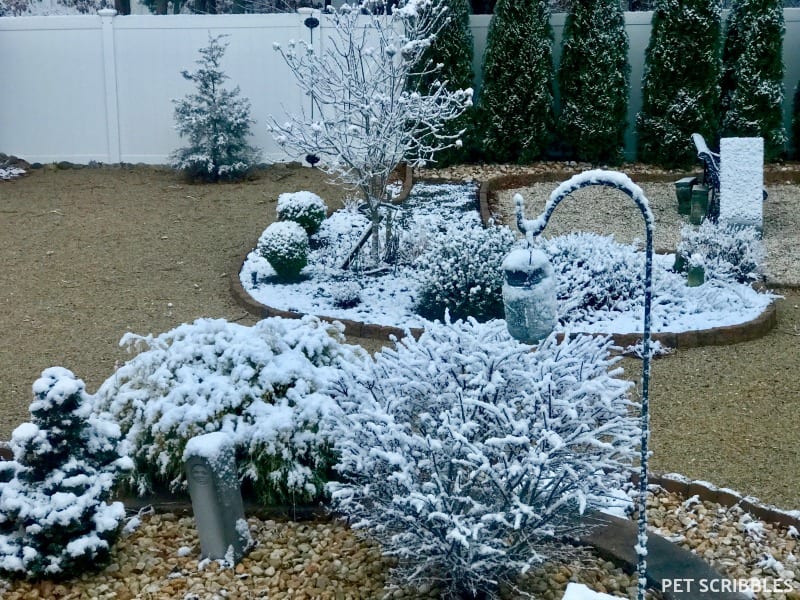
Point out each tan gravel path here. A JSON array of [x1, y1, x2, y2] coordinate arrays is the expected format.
[[0, 163, 798, 511]]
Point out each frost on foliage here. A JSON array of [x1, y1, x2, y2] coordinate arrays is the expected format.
[[414, 222, 516, 322], [0, 368, 130, 580], [92, 316, 365, 504], [171, 34, 259, 183], [257, 221, 310, 281], [480, 0, 555, 163], [677, 220, 765, 284], [276, 191, 328, 235], [636, 0, 722, 167], [326, 318, 639, 599], [268, 0, 472, 265]]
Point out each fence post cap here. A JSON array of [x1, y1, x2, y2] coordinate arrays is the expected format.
[[98, 8, 118, 16]]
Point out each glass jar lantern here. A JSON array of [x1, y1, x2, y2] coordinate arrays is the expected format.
[[501, 248, 557, 344]]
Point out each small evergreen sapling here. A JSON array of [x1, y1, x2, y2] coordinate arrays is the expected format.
[[720, 0, 786, 161], [171, 34, 259, 182], [480, 0, 555, 163], [636, 0, 722, 167], [0, 368, 131, 580], [558, 0, 629, 164]]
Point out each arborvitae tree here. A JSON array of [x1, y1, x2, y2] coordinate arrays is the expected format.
[[720, 0, 786, 161], [0, 368, 131, 580], [636, 0, 723, 167], [480, 0, 555, 163], [557, 0, 630, 164], [793, 81, 800, 159], [411, 0, 477, 166], [172, 34, 260, 183]]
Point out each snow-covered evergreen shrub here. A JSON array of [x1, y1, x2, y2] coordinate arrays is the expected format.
[[171, 34, 259, 183], [558, 0, 629, 164], [414, 223, 515, 322], [92, 317, 365, 504], [331, 279, 362, 309], [276, 191, 328, 235], [636, 0, 722, 167], [257, 221, 310, 281], [327, 318, 638, 600], [0, 368, 131, 580], [677, 221, 765, 283], [480, 0, 555, 163], [541, 232, 645, 323], [720, 0, 786, 161]]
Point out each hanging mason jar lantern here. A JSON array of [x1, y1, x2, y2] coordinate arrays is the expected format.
[[501, 247, 557, 344]]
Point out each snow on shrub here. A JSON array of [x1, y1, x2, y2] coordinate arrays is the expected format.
[[92, 316, 365, 504], [326, 318, 639, 600], [677, 221, 765, 283], [0, 368, 131, 580], [257, 221, 310, 281], [414, 222, 515, 322], [541, 232, 645, 322], [0, 165, 25, 181], [276, 191, 328, 235]]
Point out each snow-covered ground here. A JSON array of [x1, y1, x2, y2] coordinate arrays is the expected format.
[[241, 181, 774, 335]]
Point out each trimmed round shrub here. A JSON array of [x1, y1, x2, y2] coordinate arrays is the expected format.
[[257, 221, 310, 280], [414, 223, 515, 322], [326, 318, 638, 600], [677, 221, 765, 283], [92, 316, 366, 504], [276, 191, 328, 235]]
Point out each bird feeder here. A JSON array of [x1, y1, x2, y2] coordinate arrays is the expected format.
[[501, 247, 557, 344]]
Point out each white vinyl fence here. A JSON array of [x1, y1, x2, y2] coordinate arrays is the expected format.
[[1, 9, 799, 164]]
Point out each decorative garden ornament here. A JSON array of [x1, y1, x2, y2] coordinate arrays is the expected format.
[[501, 247, 556, 344]]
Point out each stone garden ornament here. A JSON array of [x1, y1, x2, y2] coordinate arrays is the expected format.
[[513, 170, 655, 600]]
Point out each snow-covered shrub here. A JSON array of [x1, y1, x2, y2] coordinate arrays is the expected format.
[[330, 279, 362, 309], [257, 221, 309, 281], [92, 316, 365, 504], [542, 232, 645, 323], [480, 0, 555, 162], [327, 318, 638, 600], [0, 157, 25, 181], [276, 191, 328, 235], [794, 80, 800, 159], [677, 221, 765, 283], [636, 0, 722, 167], [171, 34, 259, 183], [414, 223, 515, 322], [720, 0, 786, 161], [0, 368, 131, 580], [557, 0, 629, 164]]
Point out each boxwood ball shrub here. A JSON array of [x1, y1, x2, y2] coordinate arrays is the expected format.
[[276, 191, 328, 235], [414, 222, 515, 322], [91, 316, 365, 504], [326, 318, 638, 600], [257, 221, 310, 280]]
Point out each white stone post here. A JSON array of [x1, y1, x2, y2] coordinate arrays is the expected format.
[[719, 137, 764, 232]]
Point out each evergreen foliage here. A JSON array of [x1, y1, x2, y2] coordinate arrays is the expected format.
[[794, 80, 800, 159], [720, 0, 786, 161], [558, 0, 630, 164], [276, 191, 328, 235], [171, 34, 259, 183], [258, 221, 310, 280], [412, 0, 476, 166], [636, 0, 723, 167], [0, 368, 131, 580], [480, 0, 555, 163]]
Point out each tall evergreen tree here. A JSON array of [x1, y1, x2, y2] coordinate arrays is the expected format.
[[412, 0, 477, 166], [557, 0, 630, 164], [793, 81, 800, 159], [636, 0, 723, 167], [480, 0, 555, 163], [720, 0, 786, 161], [0, 368, 131, 580]]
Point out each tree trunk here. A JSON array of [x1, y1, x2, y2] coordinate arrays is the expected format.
[[370, 207, 381, 266]]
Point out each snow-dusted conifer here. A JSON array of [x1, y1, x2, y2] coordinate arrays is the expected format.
[[720, 0, 786, 161], [269, 0, 473, 266], [794, 81, 800, 159], [257, 220, 310, 280], [558, 0, 629, 164], [636, 0, 722, 167], [480, 0, 555, 163], [171, 34, 259, 183], [0, 368, 131, 580], [327, 318, 638, 599]]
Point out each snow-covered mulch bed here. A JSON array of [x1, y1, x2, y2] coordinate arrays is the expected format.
[[241, 182, 773, 334]]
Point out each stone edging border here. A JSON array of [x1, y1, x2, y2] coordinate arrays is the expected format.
[[231, 168, 778, 346]]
